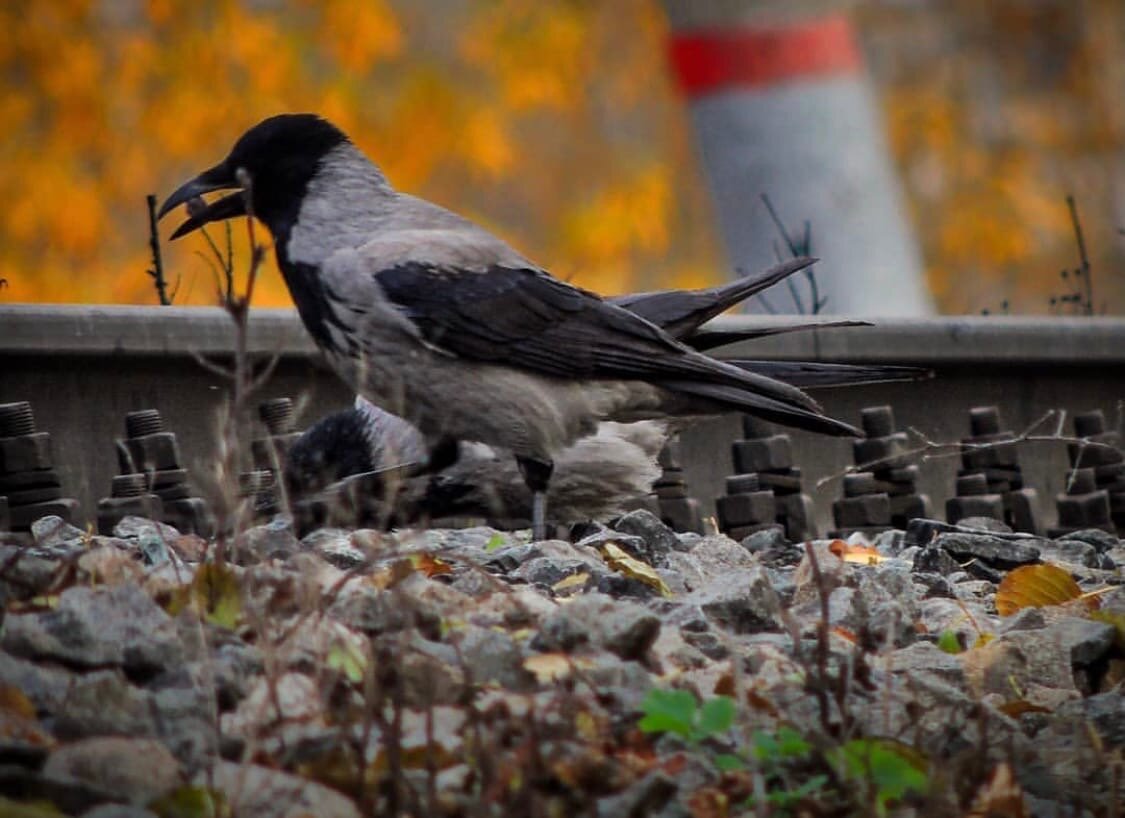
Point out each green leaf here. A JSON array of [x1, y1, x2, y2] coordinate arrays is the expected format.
[[751, 729, 780, 761], [485, 533, 506, 552], [638, 688, 697, 739], [773, 726, 812, 759], [696, 695, 735, 738], [326, 638, 367, 684], [148, 785, 225, 818], [714, 753, 744, 773], [936, 629, 963, 654], [836, 738, 928, 813]]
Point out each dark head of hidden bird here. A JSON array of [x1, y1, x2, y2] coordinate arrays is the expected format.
[[160, 113, 870, 538]]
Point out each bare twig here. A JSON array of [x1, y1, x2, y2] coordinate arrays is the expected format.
[[1067, 194, 1094, 316], [814, 408, 1113, 490], [759, 193, 824, 314], [145, 193, 176, 305]]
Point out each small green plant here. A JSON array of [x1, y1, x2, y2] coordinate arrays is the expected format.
[[832, 737, 929, 816], [638, 688, 734, 745], [640, 691, 828, 813]]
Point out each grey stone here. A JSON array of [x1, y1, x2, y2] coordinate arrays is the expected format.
[[80, 805, 160, 818], [513, 556, 608, 588], [740, 526, 788, 553], [873, 528, 905, 555], [328, 581, 441, 639], [204, 761, 361, 818], [236, 519, 300, 563], [54, 671, 158, 740], [0, 651, 73, 714], [882, 641, 964, 685], [379, 634, 465, 707], [681, 565, 781, 634], [112, 515, 180, 543], [958, 515, 1014, 533], [299, 526, 366, 569], [30, 514, 86, 554], [611, 509, 680, 561], [0, 545, 60, 600], [1000, 607, 1046, 633], [1041, 615, 1116, 666], [43, 737, 182, 806], [1057, 528, 1120, 553], [151, 679, 221, 772], [1040, 539, 1100, 569], [933, 532, 1041, 567], [81, 806, 161, 818], [535, 593, 660, 660], [912, 544, 961, 575], [451, 625, 533, 690], [2, 583, 183, 677], [906, 517, 1043, 547]]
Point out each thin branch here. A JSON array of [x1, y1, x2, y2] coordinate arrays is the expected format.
[[1067, 194, 1094, 316], [145, 194, 171, 305], [814, 408, 1114, 490]]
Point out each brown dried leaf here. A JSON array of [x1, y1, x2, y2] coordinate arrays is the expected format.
[[0, 684, 36, 719], [410, 552, 453, 577], [995, 564, 1086, 616], [828, 539, 886, 564], [997, 699, 1051, 718], [966, 763, 1029, 818]]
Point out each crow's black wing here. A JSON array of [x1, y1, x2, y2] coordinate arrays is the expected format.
[[610, 257, 816, 339], [373, 261, 814, 403]]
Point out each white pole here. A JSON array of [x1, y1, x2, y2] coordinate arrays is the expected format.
[[663, 2, 934, 316]]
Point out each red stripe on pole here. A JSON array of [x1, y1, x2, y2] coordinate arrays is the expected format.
[[668, 15, 862, 97]]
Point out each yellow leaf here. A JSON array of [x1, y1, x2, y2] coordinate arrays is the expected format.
[[524, 652, 573, 683], [552, 572, 589, 594], [598, 542, 672, 596], [995, 564, 1087, 617]]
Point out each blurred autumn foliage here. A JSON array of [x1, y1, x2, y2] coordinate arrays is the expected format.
[[861, 0, 1125, 313], [1, 0, 1123, 313], [0, 0, 719, 307]]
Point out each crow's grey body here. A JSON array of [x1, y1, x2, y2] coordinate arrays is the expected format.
[[159, 114, 873, 536], [261, 139, 852, 464]]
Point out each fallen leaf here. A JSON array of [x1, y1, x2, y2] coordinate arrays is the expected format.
[[995, 564, 1087, 616], [997, 699, 1052, 718], [0, 684, 36, 719], [966, 763, 1029, 817], [598, 542, 672, 596], [552, 571, 590, 594], [166, 563, 242, 630], [524, 652, 573, 683], [410, 552, 453, 577], [828, 539, 886, 564]]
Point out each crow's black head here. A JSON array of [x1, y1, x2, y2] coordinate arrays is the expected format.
[[158, 113, 349, 239]]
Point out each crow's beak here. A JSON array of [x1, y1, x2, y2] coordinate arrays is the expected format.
[[168, 192, 247, 240], [158, 162, 245, 239]]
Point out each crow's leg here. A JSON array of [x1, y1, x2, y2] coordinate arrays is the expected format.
[[516, 455, 554, 541]]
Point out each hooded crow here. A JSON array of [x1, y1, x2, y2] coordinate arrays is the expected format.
[[285, 396, 664, 532], [160, 113, 863, 538]]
